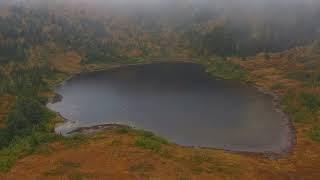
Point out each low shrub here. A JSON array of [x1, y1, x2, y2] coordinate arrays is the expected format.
[[281, 91, 320, 123], [116, 127, 130, 134], [134, 130, 168, 152], [0, 96, 60, 171], [271, 82, 286, 90], [287, 70, 320, 87], [203, 57, 248, 81], [299, 92, 320, 111], [309, 126, 320, 142], [135, 136, 162, 152]]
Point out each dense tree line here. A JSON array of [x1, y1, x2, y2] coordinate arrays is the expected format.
[[1, 3, 320, 63], [0, 66, 54, 96], [0, 65, 56, 151], [0, 96, 55, 148]]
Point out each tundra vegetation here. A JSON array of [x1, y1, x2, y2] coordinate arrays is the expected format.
[[0, 0, 320, 178]]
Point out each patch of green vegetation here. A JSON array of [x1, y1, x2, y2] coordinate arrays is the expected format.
[[134, 129, 168, 144], [299, 92, 320, 111], [119, 57, 146, 64], [202, 56, 248, 81], [0, 66, 56, 96], [287, 70, 320, 87], [293, 108, 314, 123], [281, 91, 319, 123], [5, 97, 55, 136], [134, 129, 168, 152], [135, 137, 162, 152], [287, 71, 311, 81], [83, 47, 147, 65], [116, 127, 130, 134], [0, 95, 90, 171], [280, 90, 320, 142], [271, 82, 286, 90], [0, 96, 63, 171], [309, 126, 320, 142]]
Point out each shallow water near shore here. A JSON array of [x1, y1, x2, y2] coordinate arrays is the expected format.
[[48, 62, 292, 153]]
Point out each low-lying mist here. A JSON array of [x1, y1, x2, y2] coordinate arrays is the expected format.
[[1, 0, 320, 57]]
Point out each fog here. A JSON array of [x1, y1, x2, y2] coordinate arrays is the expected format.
[[2, 0, 319, 55], [12, 0, 319, 17], [14, 0, 319, 18], [60, 0, 320, 7], [10, 0, 320, 8], [6, 0, 319, 33]]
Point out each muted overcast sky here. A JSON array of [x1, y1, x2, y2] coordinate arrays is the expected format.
[[10, 0, 320, 6]]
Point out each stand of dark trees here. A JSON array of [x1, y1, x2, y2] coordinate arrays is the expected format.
[[0, 4, 320, 64]]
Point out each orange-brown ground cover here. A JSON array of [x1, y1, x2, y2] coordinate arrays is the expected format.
[[48, 52, 83, 74], [0, 126, 319, 180]]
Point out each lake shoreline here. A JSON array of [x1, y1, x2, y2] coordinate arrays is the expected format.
[[48, 59, 199, 94], [66, 122, 294, 159], [252, 85, 296, 156], [48, 59, 296, 157]]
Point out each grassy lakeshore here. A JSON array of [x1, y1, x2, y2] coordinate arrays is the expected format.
[[0, 49, 320, 179], [0, 58, 197, 172]]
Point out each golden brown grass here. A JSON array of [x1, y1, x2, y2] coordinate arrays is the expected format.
[[1, 126, 319, 180], [48, 52, 83, 74]]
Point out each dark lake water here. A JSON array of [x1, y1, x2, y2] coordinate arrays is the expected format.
[[48, 62, 292, 153]]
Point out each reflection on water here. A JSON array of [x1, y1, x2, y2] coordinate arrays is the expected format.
[[48, 62, 291, 153]]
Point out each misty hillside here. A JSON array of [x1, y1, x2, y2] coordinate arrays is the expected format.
[[0, 0, 320, 65]]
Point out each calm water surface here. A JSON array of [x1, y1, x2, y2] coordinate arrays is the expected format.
[[48, 62, 291, 153]]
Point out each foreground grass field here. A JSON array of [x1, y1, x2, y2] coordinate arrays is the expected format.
[[1, 125, 319, 180]]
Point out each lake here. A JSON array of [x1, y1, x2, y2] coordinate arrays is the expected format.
[[48, 62, 292, 153]]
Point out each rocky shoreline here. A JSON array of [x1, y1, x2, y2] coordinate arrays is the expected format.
[[253, 85, 297, 156], [67, 124, 130, 135]]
